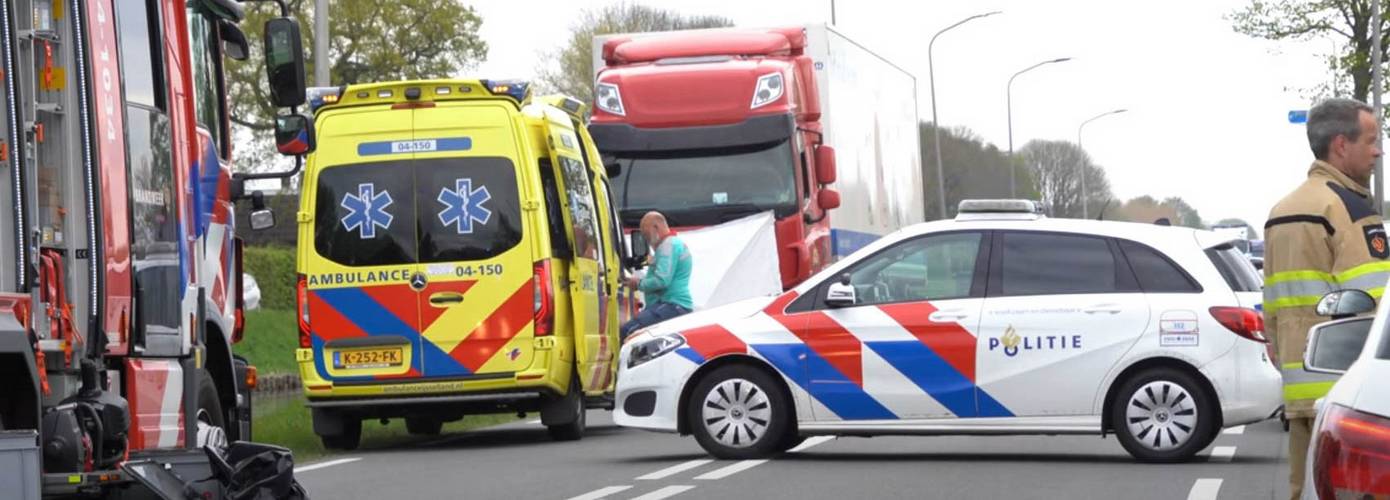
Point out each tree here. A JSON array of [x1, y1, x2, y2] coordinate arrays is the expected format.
[[920, 123, 1037, 219], [228, 0, 487, 172], [1018, 140, 1115, 219], [1111, 196, 1206, 228], [1214, 218, 1261, 240], [1162, 197, 1206, 229], [1230, 1, 1389, 102], [536, 2, 732, 104]]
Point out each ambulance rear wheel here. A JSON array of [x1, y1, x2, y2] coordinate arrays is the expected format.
[[406, 417, 443, 436], [320, 417, 362, 451], [1111, 367, 1217, 463], [544, 374, 586, 441], [688, 364, 792, 460]]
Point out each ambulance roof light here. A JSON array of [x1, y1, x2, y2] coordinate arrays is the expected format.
[[306, 86, 343, 113], [481, 79, 532, 104]]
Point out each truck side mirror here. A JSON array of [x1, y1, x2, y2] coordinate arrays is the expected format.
[[275, 114, 315, 156], [815, 145, 837, 184], [248, 191, 276, 231], [219, 20, 249, 61], [1305, 316, 1375, 375], [263, 17, 307, 108], [1315, 289, 1376, 318], [817, 188, 841, 211]]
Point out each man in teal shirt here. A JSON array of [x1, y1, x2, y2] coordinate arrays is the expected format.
[[621, 212, 693, 341]]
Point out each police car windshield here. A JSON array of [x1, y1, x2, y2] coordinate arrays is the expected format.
[[612, 140, 797, 226], [313, 157, 523, 267]]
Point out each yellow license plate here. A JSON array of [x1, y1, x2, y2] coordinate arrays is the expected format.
[[333, 347, 404, 369]]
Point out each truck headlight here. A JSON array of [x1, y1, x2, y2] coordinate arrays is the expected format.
[[750, 73, 784, 109], [628, 333, 685, 369], [596, 83, 626, 116]]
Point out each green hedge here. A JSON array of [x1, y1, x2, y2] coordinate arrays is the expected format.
[[244, 245, 296, 311]]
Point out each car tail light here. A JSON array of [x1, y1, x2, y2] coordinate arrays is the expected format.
[[297, 275, 311, 348], [1314, 404, 1390, 498], [1209, 306, 1267, 343], [533, 261, 554, 336]]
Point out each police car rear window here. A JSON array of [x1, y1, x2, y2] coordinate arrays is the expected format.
[[313, 157, 522, 267], [1205, 245, 1262, 293]]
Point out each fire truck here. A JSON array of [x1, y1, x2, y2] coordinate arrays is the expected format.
[[0, 0, 308, 496]]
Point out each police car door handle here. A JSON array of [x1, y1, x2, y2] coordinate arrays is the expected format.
[[929, 309, 969, 322], [428, 292, 465, 307], [1083, 304, 1122, 315]]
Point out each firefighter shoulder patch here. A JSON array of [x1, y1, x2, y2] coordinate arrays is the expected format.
[[1364, 223, 1389, 259]]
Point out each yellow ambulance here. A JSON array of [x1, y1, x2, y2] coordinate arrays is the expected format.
[[284, 80, 635, 449]]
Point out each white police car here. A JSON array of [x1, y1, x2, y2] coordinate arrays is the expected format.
[[615, 200, 1283, 462]]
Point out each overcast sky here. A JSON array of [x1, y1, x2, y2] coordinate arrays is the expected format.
[[471, 0, 1339, 233]]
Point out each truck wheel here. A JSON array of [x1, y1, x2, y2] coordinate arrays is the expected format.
[[543, 374, 586, 441], [687, 364, 792, 460], [320, 418, 362, 451], [1111, 367, 1217, 463], [196, 370, 228, 449], [406, 417, 443, 436]]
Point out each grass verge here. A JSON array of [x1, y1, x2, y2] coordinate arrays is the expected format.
[[253, 396, 522, 463], [235, 309, 298, 376]]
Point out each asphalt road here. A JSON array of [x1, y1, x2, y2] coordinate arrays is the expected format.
[[296, 412, 1292, 500]]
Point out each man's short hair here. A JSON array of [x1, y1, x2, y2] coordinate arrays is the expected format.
[[1308, 98, 1375, 160]]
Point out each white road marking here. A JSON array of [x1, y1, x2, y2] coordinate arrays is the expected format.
[[637, 459, 714, 480], [695, 460, 768, 480], [789, 435, 836, 453], [1222, 425, 1246, 435], [628, 485, 695, 500], [566, 485, 632, 500], [1209, 446, 1237, 462], [294, 457, 362, 473], [1187, 478, 1223, 500]]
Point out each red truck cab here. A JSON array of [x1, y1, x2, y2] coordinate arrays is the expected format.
[[591, 27, 840, 290]]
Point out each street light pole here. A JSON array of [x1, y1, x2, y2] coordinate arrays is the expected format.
[[1077, 108, 1128, 219], [1373, 0, 1383, 212], [315, 0, 329, 86], [1007, 57, 1072, 197], [928, 10, 1001, 219]]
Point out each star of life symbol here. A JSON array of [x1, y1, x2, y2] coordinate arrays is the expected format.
[[438, 178, 492, 234], [340, 183, 394, 239]]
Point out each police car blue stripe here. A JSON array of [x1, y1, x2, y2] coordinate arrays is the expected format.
[[863, 340, 1015, 418], [752, 343, 897, 420], [675, 347, 705, 365]]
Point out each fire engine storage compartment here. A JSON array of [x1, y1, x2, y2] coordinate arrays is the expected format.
[[0, 430, 41, 500]]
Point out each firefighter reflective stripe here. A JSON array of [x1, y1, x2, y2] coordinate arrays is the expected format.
[[1264, 270, 1338, 314], [1281, 362, 1340, 402], [1335, 261, 1390, 298]]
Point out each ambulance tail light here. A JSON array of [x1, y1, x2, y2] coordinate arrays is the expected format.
[[1209, 306, 1267, 343], [533, 261, 554, 336], [1313, 404, 1390, 498], [297, 275, 311, 348]]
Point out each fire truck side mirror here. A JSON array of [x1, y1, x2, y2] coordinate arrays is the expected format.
[[263, 17, 307, 108], [275, 114, 315, 156], [219, 20, 250, 61], [817, 188, 841, 211], [249, 191, 276, 231], [815, 145, 837, 184]]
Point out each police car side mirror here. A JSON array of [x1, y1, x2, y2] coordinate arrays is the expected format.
[[263, 17, 307, 108], [1315, 290, 1376, 318], [248, 191, 275, 231], [825, 279, 856, 308], [275, 114, 316, 156], [1305, 316, 1375, 375]]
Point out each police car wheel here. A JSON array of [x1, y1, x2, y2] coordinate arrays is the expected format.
[[320, 417, 362, 451], [1111, 368, 1216, 463], [688, 364, 791, 460]]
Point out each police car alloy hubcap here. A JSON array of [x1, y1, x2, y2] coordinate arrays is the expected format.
[[702, 378, 771, 448], [1125, 381, 1198, 451]]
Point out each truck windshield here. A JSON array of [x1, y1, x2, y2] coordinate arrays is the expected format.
[[612, 140, 797, 226]]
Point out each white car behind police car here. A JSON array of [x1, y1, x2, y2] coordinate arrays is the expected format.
[[615, 200, 1283, 462]]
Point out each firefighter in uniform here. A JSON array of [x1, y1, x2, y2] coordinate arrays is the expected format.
[[1264, 98, 1390, 499]]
